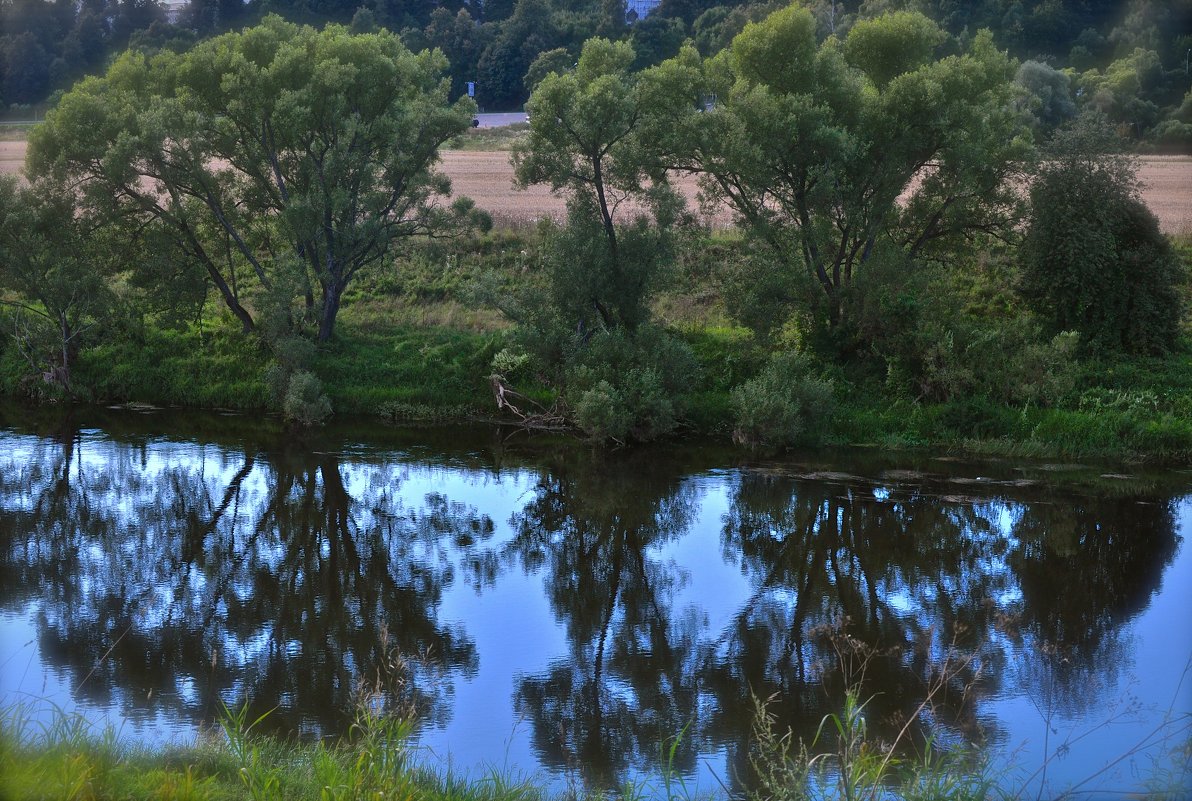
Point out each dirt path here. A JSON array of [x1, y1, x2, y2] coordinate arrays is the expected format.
[[4, 140, 1189, 236]]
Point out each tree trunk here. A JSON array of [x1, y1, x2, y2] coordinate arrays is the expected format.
[[317, 280, 343, 343], [58, 313, 73, 392], [204, 261, 256, 333]]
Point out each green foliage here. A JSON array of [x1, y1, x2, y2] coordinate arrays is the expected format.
[[1015, 59, 1077, 135], [281, 371, 333, 427], [514, 37, 694, 334], [650, 7, 1031, 333], [0, 176, 117, 394], [1020, 114, 1186, 355], [842, 253, 1080, 407], [543, 206, 680, 334], [313, 326, 499, 417], [502, 37, 704, 441], [747, 688, 999, 801], [843, 10, 946, 89], [524, 47, 573, 91], [563, 326, 698, 442], [882, 317, 1080, 407], [730, 351, 834, 448], [71, 325, 272, 409], [29, 15, 476, 342], [573, 379, 636, 441]]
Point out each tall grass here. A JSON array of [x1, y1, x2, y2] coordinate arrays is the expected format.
[[3, 678, 1188, 801]]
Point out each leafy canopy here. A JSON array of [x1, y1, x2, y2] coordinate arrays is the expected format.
[[29, 15, 477, 342], [648, 5, 1031, 337], [513, 37, 690, 333], [0, 176, 117, 391]]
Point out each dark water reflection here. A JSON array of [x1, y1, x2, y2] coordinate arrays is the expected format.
[[1, 405, 1189, 796]]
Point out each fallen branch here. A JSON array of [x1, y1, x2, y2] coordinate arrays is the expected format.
[[489, 373, 570, 431]]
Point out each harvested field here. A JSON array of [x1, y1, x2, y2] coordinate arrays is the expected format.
[[1136, 156, 1192, 237], [441, 150, 1192, 236], [436, 150, 730, 228], [3, 139, 1190, 236], [0, 141, 24, 176]]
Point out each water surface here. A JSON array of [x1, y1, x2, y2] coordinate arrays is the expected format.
[[1, 405, 1189, 797]]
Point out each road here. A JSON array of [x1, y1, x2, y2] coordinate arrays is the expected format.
[[473, 112, 527, 128]]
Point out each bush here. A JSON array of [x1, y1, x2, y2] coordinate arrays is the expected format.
[[563, 327, 697, 442], [282, 370, 332, 427], [573, 379, 636, 442], [876, 292, 1079, 407], [1151, 119, 1192, 152], [1020, 114, 1186, 355], [731, 352, 834, 447]]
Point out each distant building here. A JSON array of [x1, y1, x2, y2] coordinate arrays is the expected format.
[[625, 0, 660, 21], [161, 0, 189, 24]]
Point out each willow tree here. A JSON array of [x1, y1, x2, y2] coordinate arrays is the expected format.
[[29, 15, 476, 342], [649, 7, 1031, 332], [513, 37, 690, 334], [0, 177, 115, 392]]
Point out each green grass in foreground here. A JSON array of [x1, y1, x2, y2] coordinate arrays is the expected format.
[[5, 692, 1189, 801], [1, 698, 546, 801]]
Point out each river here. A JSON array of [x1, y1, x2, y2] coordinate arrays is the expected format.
[[1, 404, 1189, 797]]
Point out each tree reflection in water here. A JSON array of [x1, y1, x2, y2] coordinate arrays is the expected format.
[[0, 413, 1184, 796], [506, 451, 704, 786], [0, 422, 491, 738], [507, 462, 1181, 793]]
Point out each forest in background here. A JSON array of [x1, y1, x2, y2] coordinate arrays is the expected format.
[[3, 0, 1192, 148]]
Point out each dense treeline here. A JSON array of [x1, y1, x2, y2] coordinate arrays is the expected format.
[[1, 2, 1190, 457], [3, 0, 1191, 145]]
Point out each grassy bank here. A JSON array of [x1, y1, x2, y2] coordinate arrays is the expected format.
[[1, 230, 1191, 462], [4, 693, 1188, 801], [1, 700, 544, 801]]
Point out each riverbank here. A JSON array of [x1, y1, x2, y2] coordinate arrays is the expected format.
[[3, 695, 1188, 801], [2, 229, 1191, 463]]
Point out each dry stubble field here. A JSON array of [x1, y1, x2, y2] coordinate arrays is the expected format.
[[3, 139, 1190, 236]]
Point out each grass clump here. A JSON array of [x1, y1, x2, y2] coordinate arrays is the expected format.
[[445, 123, 530, 152], [0, 697, 542, 801]]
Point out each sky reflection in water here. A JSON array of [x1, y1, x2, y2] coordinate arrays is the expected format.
[[0, 406, 1189, 797]]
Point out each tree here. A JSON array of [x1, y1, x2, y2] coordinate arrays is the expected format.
[[29, 15, 477, 342], [1016, 59, 1076, 135], [504, 38, 698, 442], [0, 177, 115, 393], [649, 7, 1031, 337], [1019, 114, 1185, 355], [628, 14, 685, 70], [476, 0, 568, 109], [513, 37, 688, 333], [2, 32, 53, 105], [423, 8, 490, 101], [524, 46, 573, 92]]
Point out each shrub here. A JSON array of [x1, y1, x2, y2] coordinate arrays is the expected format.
[[563, 327, 696, 442], [875, 283, 1079, 407], [573, 379, 636, 442], [1020, 114, 1186, 355], [282, 371, 332, 427], [731, 352, 834, 447]]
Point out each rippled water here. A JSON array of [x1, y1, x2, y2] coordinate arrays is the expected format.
[[1, 404, 1189, 797]]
